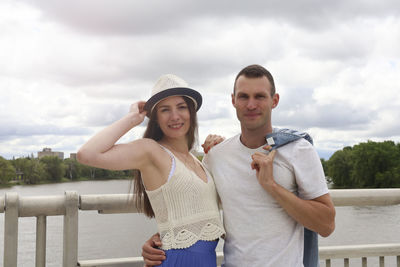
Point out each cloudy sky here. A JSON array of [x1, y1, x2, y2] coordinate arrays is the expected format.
[[1, 0, 399, 160]]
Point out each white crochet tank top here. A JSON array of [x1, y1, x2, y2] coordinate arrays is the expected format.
[[146, 147, 225, 250]]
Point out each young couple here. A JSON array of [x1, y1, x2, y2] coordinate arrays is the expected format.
[[78, 65, 335, 267]]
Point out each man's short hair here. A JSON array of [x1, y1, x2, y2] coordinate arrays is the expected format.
[[233, 64, 276, 96]]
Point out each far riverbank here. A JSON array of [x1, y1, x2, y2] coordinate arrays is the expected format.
[[0, 176, 132, 189]]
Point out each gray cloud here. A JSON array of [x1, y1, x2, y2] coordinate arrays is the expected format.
[[82, 103, 129, 127], [0, 123, 91, 139], [198, 105, 232, 121], [275, 102, 373, 130], [21, 0, 400, 35], [275, 87, 374, 129], [11, 0, 390, 94], [298, 29, 373, 62], [198, 92, 235, 121]]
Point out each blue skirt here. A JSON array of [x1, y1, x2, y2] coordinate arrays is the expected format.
[[155, 240, 218, 267]]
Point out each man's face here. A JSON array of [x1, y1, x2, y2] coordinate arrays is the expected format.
[[232, 75, 279, 131]]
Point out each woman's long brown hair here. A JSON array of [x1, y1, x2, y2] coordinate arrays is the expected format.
[[133, 96, 198, 218]]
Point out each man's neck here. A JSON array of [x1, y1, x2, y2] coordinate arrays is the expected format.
[[240, 126, 273, 149]]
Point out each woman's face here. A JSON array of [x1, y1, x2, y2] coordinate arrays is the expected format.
[[156, 96, 191, 140]]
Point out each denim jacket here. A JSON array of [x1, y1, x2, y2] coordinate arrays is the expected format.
[[265, 128, 314, 148], [265, 128, 320, 267]]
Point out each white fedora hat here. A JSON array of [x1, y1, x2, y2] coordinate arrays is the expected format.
[[144, 74, 202, 117]]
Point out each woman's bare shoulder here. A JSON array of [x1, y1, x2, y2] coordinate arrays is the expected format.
[[129, 138, 167, 163]]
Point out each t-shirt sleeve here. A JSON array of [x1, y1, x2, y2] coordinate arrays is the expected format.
[[291, 140, 329, 200], [202, 152, 212, 173]]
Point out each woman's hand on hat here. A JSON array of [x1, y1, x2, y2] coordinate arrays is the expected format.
[[129, 101, 147, 125], [202, 134, 225, 154]]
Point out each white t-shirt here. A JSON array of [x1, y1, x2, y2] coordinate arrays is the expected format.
[[203, 134, 328, 267]]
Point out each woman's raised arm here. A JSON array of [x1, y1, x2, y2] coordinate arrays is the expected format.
[[77, 101, 157, 171]]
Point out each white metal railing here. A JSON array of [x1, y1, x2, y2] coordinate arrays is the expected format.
[[1, 189, 400, 267]]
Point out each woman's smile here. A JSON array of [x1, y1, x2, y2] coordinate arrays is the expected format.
[[169, 122, 185, 129]]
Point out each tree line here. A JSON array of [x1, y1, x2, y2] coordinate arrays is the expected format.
[[1, 140, 400, 188], [322, 140, 400, 188], [0, 155, 132, 186]]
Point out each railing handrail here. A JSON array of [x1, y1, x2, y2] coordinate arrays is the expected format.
[[330, 188, 400, 206], [2, 188, 400, 215]]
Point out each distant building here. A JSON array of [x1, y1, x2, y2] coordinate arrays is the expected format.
[[38, 148, 64, 160], [70, 153, 77, 160]]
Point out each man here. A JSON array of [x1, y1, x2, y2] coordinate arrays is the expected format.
[[142, 64, 335, 266]]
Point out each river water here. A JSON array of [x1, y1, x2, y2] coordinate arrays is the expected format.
[[1, 180, 400, 267]]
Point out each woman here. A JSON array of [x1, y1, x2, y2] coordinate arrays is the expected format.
[[77, 74, 225, 267]]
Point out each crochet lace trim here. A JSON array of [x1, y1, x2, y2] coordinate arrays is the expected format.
[[160, 219, 225, 250]]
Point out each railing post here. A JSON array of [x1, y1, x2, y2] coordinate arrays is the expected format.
[[36, 215, 47, 267], [4, 192, 19, 267], [63, 191, 79, 267]]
